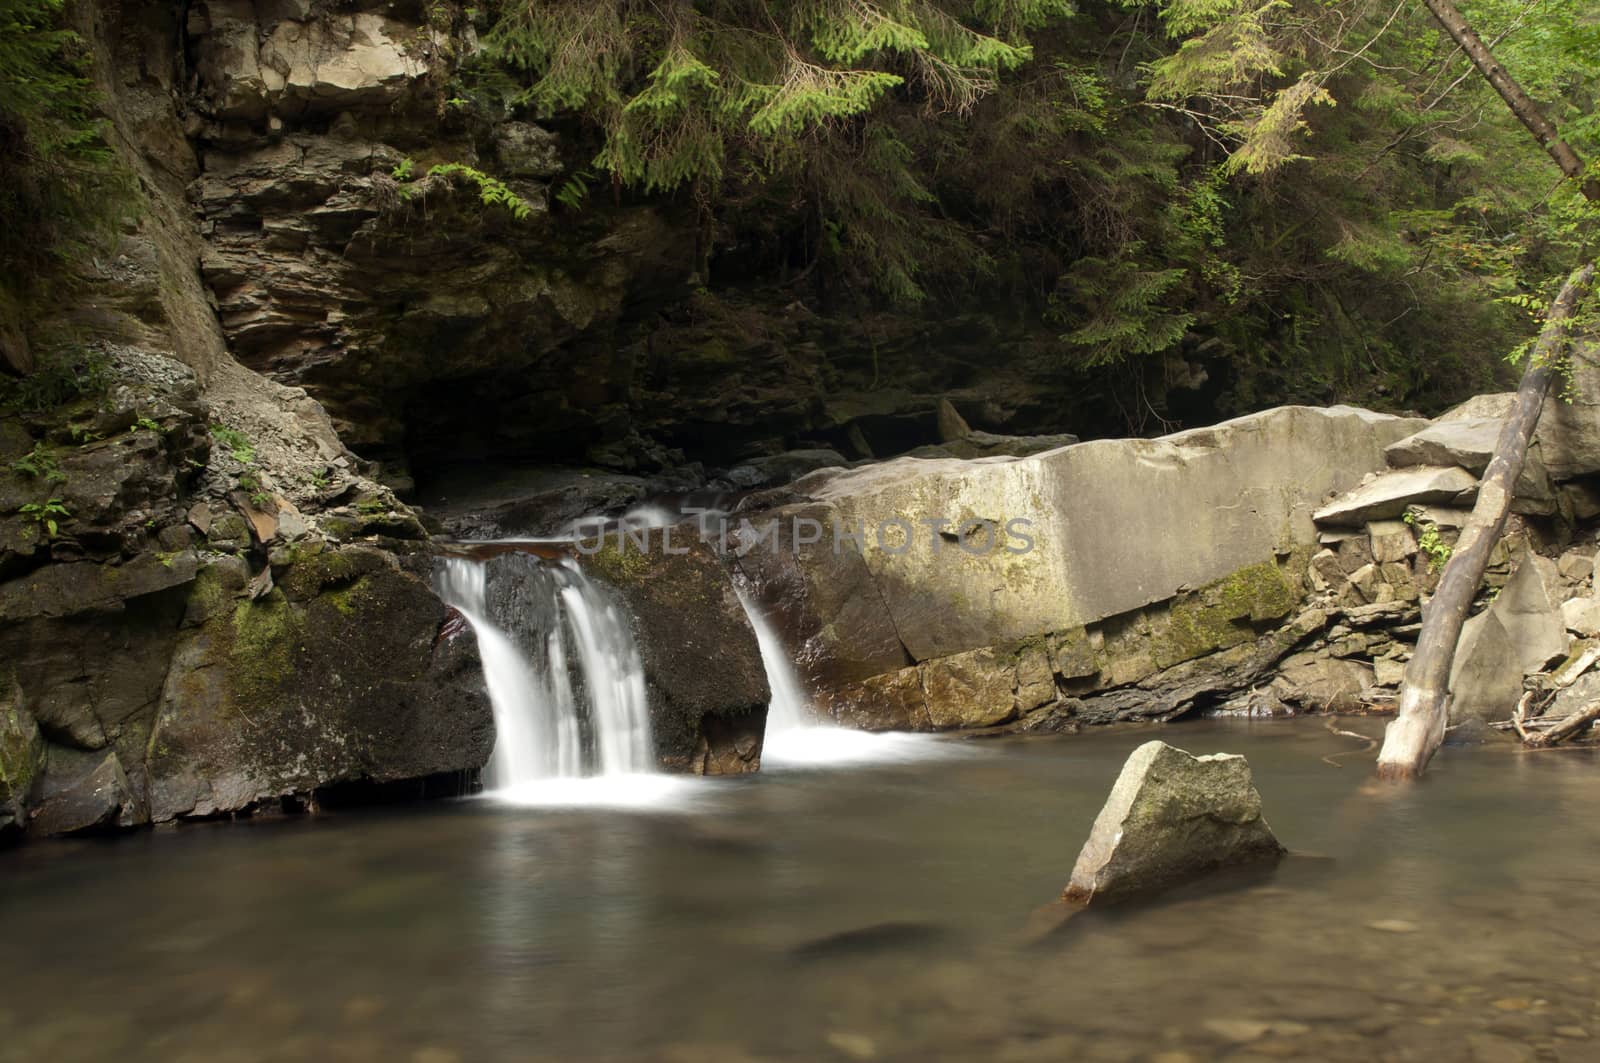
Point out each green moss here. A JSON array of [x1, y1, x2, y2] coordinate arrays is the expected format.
[[1214, 560, 1298, 623], [226, 592, 302, 704], [1150, 560, 1301, 670], [583, 538, 652, 585], [0, 697, 41, 802], [281, 549, 356, 600], [187, 565, 233, 623], [320, 577, 369, 617], [321, 517, 361, 541]]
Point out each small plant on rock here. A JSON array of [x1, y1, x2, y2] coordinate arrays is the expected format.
[[210, 424, 255, 465], [9, 442, 65, 484], [19, 498, 70, 538], [1403, 509, 1453, 573]]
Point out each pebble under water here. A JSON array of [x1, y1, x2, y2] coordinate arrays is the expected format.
[[3, 717, 1598, 1063]]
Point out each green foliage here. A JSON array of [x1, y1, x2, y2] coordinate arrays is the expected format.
[[0, 0, 129, 321], [475, 0, 1066, 186], [18, 497, 69, 538], [8, 442, 64, 484], [467, 0, 1071, 299], [1050, 254, 1196, 366], [392, 157, 534, 219], [133, 416, 162, 434], [1404, 509, 1452, 573], [554, 170, 594, 210], [210, 425, 255, 465], [0, 342, 109, 410]]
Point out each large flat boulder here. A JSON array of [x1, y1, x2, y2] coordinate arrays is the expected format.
[[1383, 418, 1553, 509], [747, 405, 1424, 679], [1441, 365, 1600, 481], [1064, 741, 1284, 904], [1312, 466, 1478, 526]]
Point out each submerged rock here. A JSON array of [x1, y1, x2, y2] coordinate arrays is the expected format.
[[1064, 741, 1284, 904]]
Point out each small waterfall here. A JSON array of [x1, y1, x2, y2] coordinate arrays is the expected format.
[[733, 582, 949, 766], [733, 584, 815, 737], [435, 554, 655, 793]]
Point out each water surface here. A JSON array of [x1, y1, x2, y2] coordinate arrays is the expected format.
[[3, 718, 1596, 1062]]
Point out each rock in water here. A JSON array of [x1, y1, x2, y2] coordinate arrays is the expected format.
[[1064, 741, 1284, 904]]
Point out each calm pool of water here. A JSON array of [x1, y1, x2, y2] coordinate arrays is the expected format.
[[3, 717, 1596, 1062]]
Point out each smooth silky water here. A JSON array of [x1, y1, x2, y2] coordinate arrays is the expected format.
[[4, 719, 1600, 1062]]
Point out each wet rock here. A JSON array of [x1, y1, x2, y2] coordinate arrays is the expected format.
[[144, 555, 494, 822], [1271, 654, 1373, 713], [0, 677, 42, 838], [1313, 466, 1479, 526], [732, 502, 914, 690], [28, 749, 140, 836], [577, 530, 770, 774], [923, 646, 1017, 729], [1064, 741, 1284, 904], [820, 666, 930, 731]]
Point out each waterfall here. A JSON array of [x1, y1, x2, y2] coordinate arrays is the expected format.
[[733, 583, 949, 766], [434, 554, 655, 794], [734, 585, 813, 736]]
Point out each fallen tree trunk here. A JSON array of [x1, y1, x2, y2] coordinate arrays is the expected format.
[[1524, 701, 1600, 748], [1376, 263, 1596, 780]]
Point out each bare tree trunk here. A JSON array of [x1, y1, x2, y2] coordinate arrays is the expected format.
[[1376, 264, 1596, 780], [1422, 0, 1600, 201]]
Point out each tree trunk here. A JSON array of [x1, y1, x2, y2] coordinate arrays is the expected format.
[[1422, 0, 1600, 202], [1376, 264, 1596, 780]]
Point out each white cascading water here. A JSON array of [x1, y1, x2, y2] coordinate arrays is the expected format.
[[434, 554, 660, 801], [733, 583, 947, 766]]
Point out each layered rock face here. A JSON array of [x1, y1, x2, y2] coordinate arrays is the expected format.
[[184, 1, 697, 472], [173, 1, 1150, 483], [0, 352, 494, 838], [735, 405, 1428, 730], [0, 0, 500, 840]]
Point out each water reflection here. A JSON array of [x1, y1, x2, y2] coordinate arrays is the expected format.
[[3, 720, 1600, 1062]]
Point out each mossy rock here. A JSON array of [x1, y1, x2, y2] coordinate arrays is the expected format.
[[0, 677, 42, 831]]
